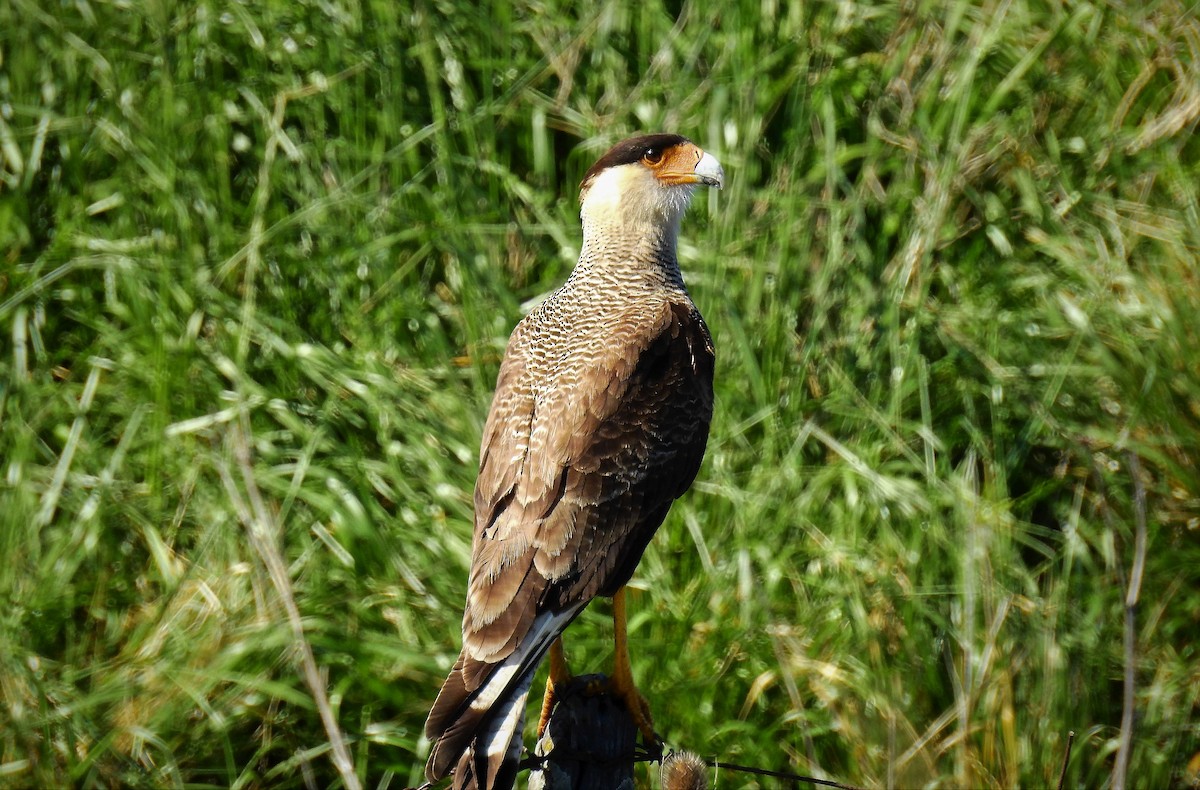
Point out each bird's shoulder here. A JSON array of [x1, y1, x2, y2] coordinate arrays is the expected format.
[[510, 281, 708, 375]]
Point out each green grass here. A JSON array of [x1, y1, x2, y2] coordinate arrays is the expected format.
[[2, 0, 1199, 787]]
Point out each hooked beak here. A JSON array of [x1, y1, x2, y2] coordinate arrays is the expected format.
[[693, 150, 724, 189]]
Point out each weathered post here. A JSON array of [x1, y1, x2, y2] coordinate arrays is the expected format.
[[527, 674, 638, 790]]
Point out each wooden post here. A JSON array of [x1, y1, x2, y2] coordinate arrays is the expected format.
[[527, 674, 637, 790]]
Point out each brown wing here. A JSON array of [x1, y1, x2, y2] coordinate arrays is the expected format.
[[461, 298, 713, 666], [540, 300, 714, 607]]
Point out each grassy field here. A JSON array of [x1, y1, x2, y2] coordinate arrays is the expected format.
[[2, 0, 1199, 787]]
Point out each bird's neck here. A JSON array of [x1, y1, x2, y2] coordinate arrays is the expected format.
[[574, 215, 685, 290]]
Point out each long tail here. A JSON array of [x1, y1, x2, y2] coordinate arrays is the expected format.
[[445, 669, 533, 790], [424, 609, 578, 789]]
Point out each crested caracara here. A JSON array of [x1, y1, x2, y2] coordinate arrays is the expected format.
[[424, 133, 723, 789]]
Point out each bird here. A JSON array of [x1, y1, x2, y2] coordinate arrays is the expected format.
[[423, 133, 723, 789]]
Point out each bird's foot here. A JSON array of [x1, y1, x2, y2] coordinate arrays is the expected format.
[[608, 666, 660, 746]]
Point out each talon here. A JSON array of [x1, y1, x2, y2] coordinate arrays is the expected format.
[[609, 673, 658, 744]]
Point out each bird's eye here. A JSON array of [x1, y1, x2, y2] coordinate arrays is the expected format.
[[642, 147, 663, 164]]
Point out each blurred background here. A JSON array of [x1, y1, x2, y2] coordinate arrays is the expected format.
[[2, 0, 1198, 787]]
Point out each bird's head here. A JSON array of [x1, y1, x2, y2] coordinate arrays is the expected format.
[[578, 134, 724, 237]]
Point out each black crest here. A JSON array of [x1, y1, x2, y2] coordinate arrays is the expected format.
[[580, 133, 691, 187]]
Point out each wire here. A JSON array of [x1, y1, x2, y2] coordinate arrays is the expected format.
[[515, 745, 865, 790]]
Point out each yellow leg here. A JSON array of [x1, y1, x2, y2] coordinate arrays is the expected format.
[[610, 587, 658, 743], [536, 638, 571, 737]]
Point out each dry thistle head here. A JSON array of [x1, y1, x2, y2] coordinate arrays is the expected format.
[[661, 750, 708, 790]]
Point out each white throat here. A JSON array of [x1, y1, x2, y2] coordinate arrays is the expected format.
[[579, 165, 695, 257]]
